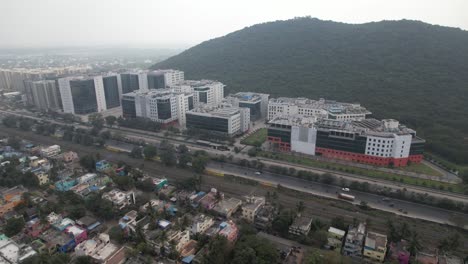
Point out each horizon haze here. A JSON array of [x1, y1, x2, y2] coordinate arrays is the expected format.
[[1, 0, 468, 49]]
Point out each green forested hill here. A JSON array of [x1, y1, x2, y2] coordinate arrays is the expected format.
[[152, 18, 468, 164]]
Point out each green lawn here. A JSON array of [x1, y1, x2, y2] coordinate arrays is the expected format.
[[259, 151, 464, 194], [241, 128, 267, 146], [396, 163, 443, 177]]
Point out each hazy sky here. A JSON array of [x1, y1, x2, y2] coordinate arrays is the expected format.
[[2, 0, 467, 48]]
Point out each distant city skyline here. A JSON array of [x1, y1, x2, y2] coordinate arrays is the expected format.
[[1, 0, 467, 49]]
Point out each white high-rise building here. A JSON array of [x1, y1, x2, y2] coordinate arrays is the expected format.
[[58, 76, 107, 115], [171, 80, 224, 107], [24, 80, 62, 111], [147, 69, 184, 88], [124, 89, 194, 127]]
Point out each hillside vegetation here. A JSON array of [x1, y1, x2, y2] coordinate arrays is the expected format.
[[153, 17, 468, 164]]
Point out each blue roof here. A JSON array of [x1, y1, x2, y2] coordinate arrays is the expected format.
[[87, 221, 101, 230], [182, 255, 195, 264]]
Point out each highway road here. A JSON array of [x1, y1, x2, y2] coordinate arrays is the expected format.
[[2, 109, 468, 228], [208, 162, 468, 229]]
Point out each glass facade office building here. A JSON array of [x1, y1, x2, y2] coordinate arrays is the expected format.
[[103, 76, 120, 109], [70, 79, 98, 114], [122, 95, 136, 118], [156, 99, 172, 120], [147, 74, 165, 89], [186, 114, 229, 133], [121, 74, 140, 94]]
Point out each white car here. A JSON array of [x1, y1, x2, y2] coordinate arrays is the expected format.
[[342, 188, 350, 192], [255, 171, 262, 175]]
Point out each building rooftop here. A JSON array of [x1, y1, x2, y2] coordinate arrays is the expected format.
[[0, 237, 37, 263], [268, 115, 318, 127], [317, 118, 418, 137], [328, 227, 346, 237], [188, 104, 242, 118], [291, 216, 312, 228], [365, 232, 387, 251], [269, 97, 371, 115], [213, 197, 242, 215], [227, 92, 269, 103]]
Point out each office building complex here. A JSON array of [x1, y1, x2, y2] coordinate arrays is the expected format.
[[186, 105, 250, 136], [147, 69, 184, 89], [268, 97, 371, 121], [120, 70, 148, 94], [58, 76, 107, 115], [0, 66, 90, 92], [102, 74, 121, 109], [24, 80, 62, 111], [268, 116, 424, 167], [171, 80, 224, 107], [224, 92, 269, 120], [121, 89, 193, 127]]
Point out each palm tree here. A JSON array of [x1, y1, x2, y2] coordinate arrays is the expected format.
[[408, 232, 422, 256]]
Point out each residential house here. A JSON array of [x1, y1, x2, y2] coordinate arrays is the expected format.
[[288, 215, 312, 236], [96, 160, 112, 172], [118, 210, 138, 232], [213, 197, 242, 218], [40, 145, 61, 157], [191, 214, 214, 235], [40, 229, 76, 253], [363, 231, 388, 263], [62, 151, 78, 163], [76, 215, 101, 233], [102, 189, 135, 210], [326, 227, 345, 251], [0, 185, 27, 217], [218, 220, 239, 242], [25, 218, 50, 238], [65, 225, 88, 245], [75, 233, 126, 264], [52, 218, 75, 231], [34, 171, 49, 185], [241, 196, 265, 223], [0, 235, 37, 263], [198, 190, 218, 210], [342, 223, 366, 257], [254, 205, 275, 231]]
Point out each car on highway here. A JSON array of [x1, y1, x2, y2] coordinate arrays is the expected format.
[[255, 171, 262, 175], [341, 187, 350, 192], [382, 197, 391, 202]]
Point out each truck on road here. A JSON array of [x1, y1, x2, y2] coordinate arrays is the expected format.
[[338, 193, 355, 201]]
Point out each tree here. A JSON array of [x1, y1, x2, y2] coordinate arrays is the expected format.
[[201, 235, 230, 264], [408, 232, 422, 256], [130, 146, 143, 159], [2, 115, 17, 128], [232, 235, 280, 264], [79, 155, 96, 172], [74, 256, 93, 264], [105, 115, 117, 127], [88, 113, 105, 130], [159, 141, 176, 166], [109, 226, 125, 244], [4, 217, 25, 236], [8, 136, 21, 149], [192, 155, 209, 173], [247, 147, 258, 157], [331, 216, 346, 230], [312, 230, 328, 247], [177, 144, 189, 154], [178, 152, 192, 168], [113, 175, 134, 191], [272, 210, 294, 236], [143, 145, 157, 160], [19, 118, 33, 131]]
